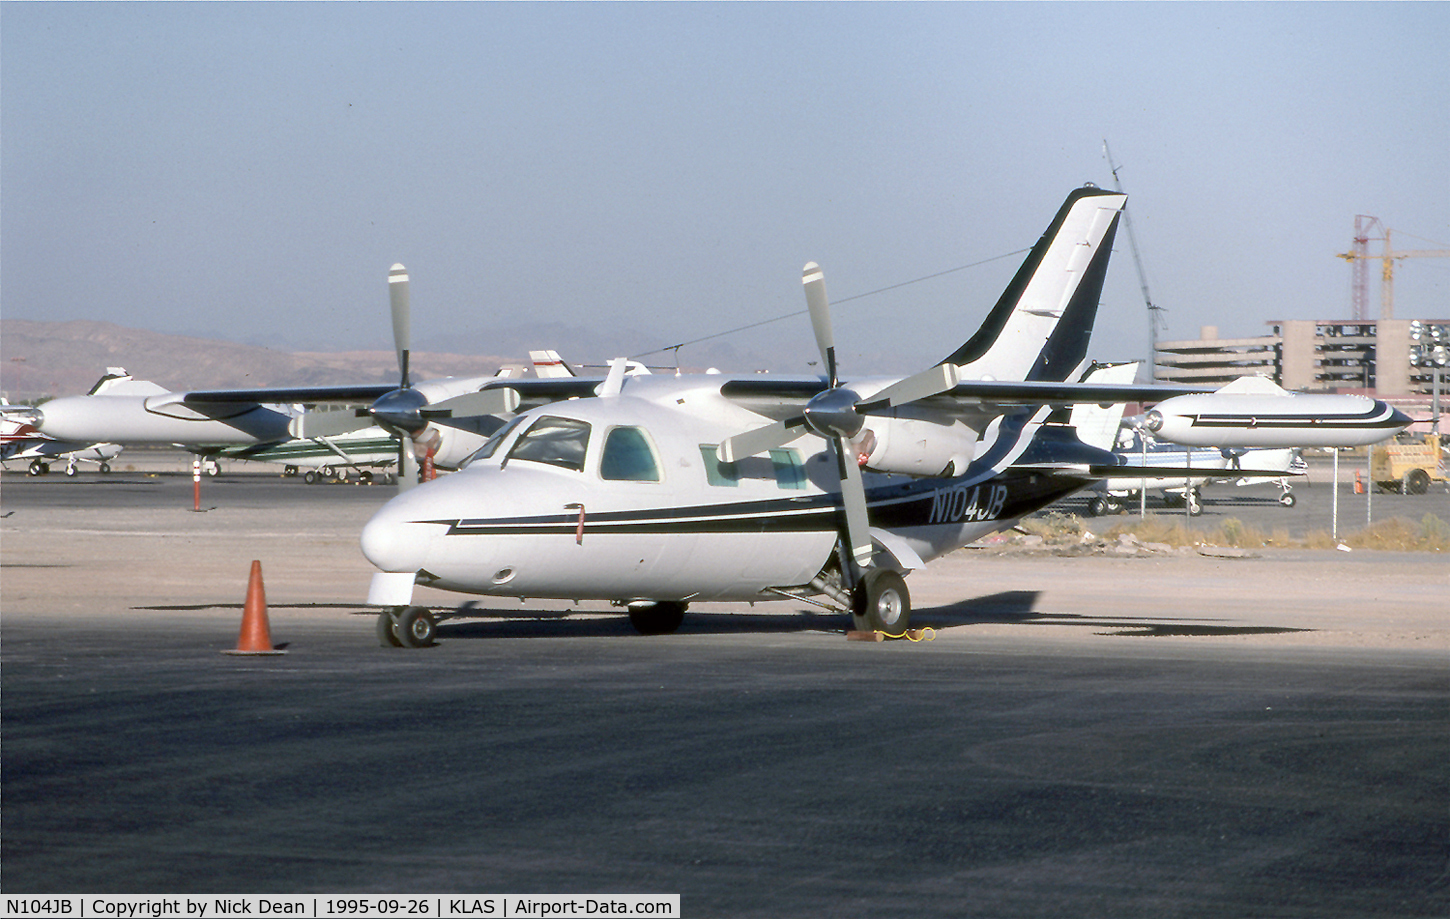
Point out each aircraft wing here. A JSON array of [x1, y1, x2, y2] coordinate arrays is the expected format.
[[170, 377, 604, 409], [719, 376, 1206, 422], [162, 385, 400, 407]]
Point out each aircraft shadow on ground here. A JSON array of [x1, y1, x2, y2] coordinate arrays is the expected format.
[[336, 588, 1314, 641], [913, 589, 1313, 638], [431, 607, 847, 641]]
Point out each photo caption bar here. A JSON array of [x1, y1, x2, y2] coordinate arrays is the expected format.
[[0, 896, 681, 919]]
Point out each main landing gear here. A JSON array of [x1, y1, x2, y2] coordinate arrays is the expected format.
[[627, 600, 688, 635], [851, 569, 911, 635]]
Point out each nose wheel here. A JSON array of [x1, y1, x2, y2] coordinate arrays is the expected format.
[[377, 606, 436, 648]]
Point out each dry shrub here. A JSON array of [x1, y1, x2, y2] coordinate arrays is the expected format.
[[1025, 512, 1447, 552], [1019, 511, 1084, 540], [1102, 514, 1196, 547], [1209, 517, 1269, 548], [1302, 529, 1337, 550], [1344, 516, 1450, 552]]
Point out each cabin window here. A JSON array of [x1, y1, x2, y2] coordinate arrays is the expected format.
[[505, 416, 591, 472], [699, 445, 739, 487], [770, 448, 806, 490], [600, 426, 661, 482]]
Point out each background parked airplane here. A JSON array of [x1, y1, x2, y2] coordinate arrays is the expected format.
[[1, 399, 122, 476]]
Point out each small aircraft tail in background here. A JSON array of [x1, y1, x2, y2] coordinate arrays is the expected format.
[[1068, 361, 1141, 451], [529, 350, 576, 378]]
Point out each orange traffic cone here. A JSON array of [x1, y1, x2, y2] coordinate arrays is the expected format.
[[1354, 470, 1364, 494], [223, 560, 287, 656]]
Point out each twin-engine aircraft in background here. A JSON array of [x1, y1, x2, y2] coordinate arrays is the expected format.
[[14, 278, 531, 482]]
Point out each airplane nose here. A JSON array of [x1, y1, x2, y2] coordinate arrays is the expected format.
[[360, 499, 434, 574]]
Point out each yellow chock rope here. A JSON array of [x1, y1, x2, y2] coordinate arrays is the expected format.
[[877, 627, 936, 642]]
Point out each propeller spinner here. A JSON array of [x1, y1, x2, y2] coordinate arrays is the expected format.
[[291, 264, 518, 491]]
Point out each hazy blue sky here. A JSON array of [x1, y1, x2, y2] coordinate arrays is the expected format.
[[3, 2, 1446, 374]]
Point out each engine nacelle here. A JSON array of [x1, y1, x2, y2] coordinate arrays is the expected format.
[[858, 416, 977, 477]]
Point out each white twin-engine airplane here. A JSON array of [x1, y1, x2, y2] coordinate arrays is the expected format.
[[350, 186, 1409, 646]]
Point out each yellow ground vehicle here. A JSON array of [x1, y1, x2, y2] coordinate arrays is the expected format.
[[1371, 433, 1447, 494]]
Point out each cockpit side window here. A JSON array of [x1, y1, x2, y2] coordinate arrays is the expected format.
[[505, 416, 592, 471], [600, 426, 661, 482]]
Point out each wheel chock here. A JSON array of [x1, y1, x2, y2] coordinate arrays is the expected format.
[[222, 560, 287, 656], [846, 628, 935, 642]]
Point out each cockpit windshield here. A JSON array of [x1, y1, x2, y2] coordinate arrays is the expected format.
[[459, 414, 529, 468], [504, 416, 592, 471]]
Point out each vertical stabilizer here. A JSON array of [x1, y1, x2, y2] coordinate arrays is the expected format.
[[941, 186, 1126, 384]]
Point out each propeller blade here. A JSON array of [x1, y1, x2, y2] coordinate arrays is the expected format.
[[389, 264, 411, 388], [397, 434, 419, 493], [858, 362, 961, 413], [716, 417, 807, 464], [834, 437, 874, 573], [802, 262, 838, 388], [289, 409, 372, 439], [423, 388, 522, 424]]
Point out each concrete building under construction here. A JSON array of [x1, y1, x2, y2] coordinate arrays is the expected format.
[[1155, 319, 1449, 398]]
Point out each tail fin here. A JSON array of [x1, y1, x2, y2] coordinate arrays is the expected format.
[[529, 350, 576, 378], [941, 186, 1126, 383], [1069, 361, 1140, 450]]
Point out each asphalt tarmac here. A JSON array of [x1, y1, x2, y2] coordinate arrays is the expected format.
[[2, 458, 1447, 917]]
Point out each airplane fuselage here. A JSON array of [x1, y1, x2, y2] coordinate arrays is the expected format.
[[34, 391, 294, 446], [361, 376, 1093, 606]]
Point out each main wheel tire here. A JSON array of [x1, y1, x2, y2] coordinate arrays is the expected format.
[[852, 569, 911, 635], [396, 606, 436, 648], [1405, 468, 1431, 495], [1088, 496, 1108, 517], [1186, 493, 1204, 517], [628, 601, 687, 635], [1279, 492, 1297, 507]]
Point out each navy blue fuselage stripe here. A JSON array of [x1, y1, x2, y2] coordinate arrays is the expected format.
[[428, 470, 1087, 537]]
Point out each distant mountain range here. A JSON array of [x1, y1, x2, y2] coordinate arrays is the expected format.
[[0, 319, 513, 401], [0, 318, 786, 401]]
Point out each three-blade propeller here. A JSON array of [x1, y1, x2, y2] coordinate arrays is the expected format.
[[293, 264, 519, 491], [716, 263, 961, 583]]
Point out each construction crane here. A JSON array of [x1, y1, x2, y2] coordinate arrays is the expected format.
[[1337, 216, 1450, 320], [1102, 140, 1166, 379]]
